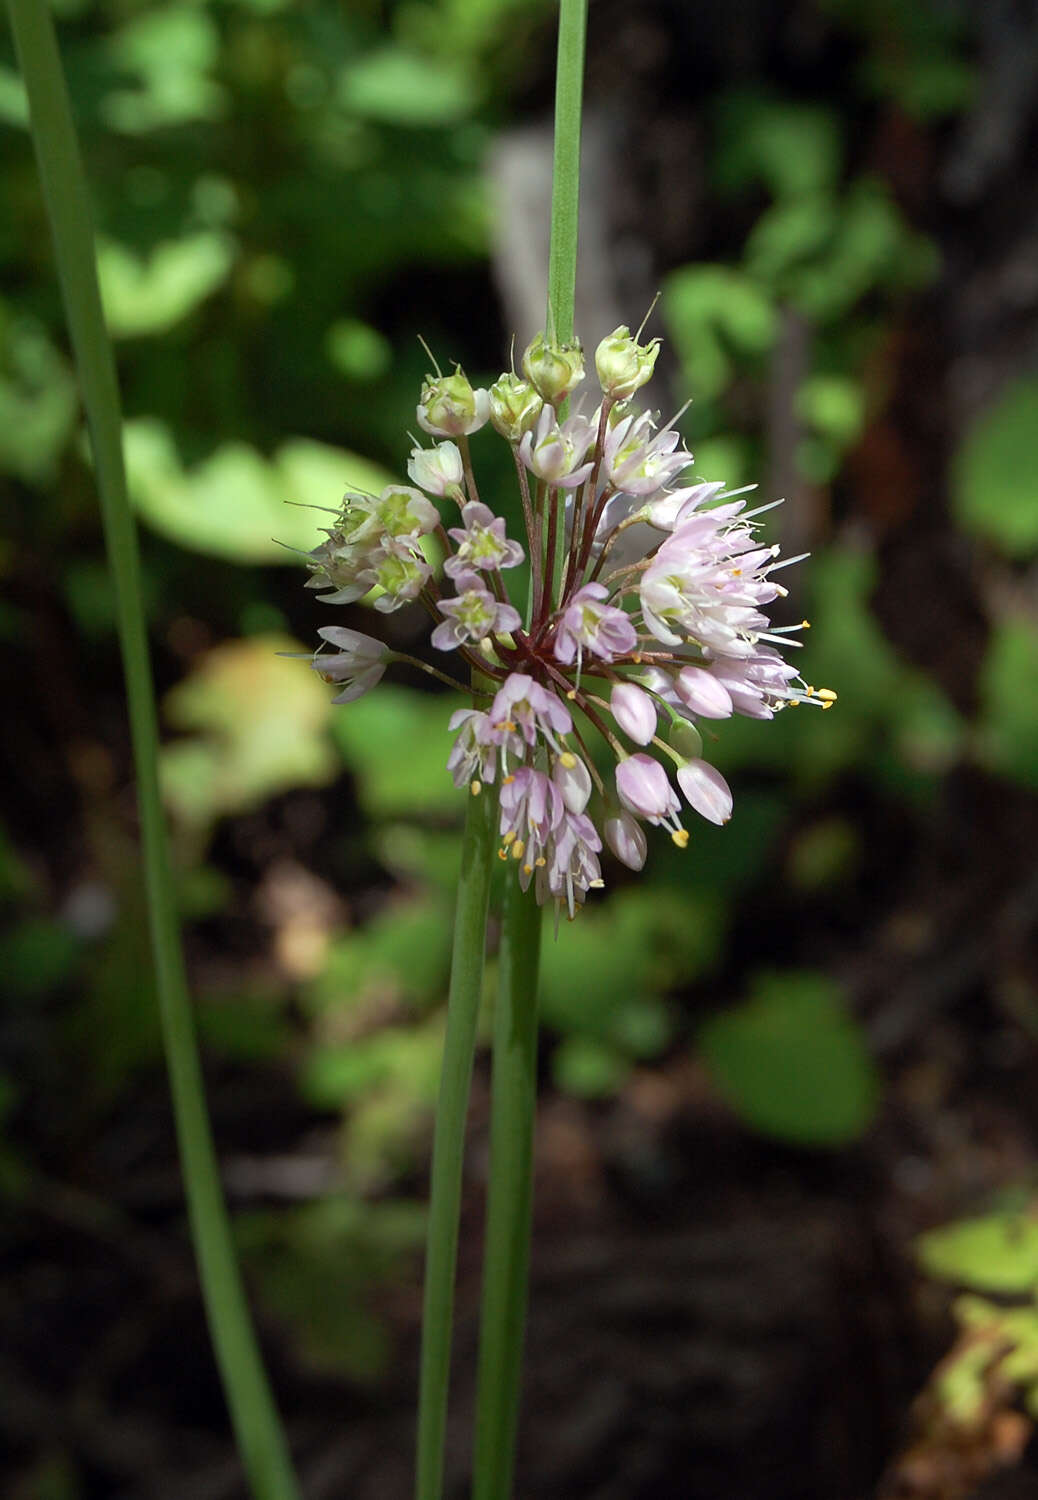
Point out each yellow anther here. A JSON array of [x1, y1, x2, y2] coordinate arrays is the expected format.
[[821, 698, 834, 710], [806, 685, 815, 696], [498, 847, 508, 861], [590, 878, 605, 889], [801, 619, 811, 629], [731, 568, 743, 577], [559, 751, 577, 769], [523, 864, 533, 876], [470, 780, 481, 796], [511, 840, 525, 860], [502, 773, 516, 785], [502, 830, 516, 845], [671, 829, 690, 849], [566, 689, 577, 700], [535, 857, 546, 867], [816, 688, 837, 702]]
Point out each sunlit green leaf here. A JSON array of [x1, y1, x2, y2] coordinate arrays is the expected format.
[[326, 317, 393, 380], [918, 1213, 1038, 1294], [102, 6, 225, 132], [700, 970, 879, 1146], [161, 634, 337, 828], [97, 233, 236, 337], [124, 419, 393, 563], [338, 48, 477, 126], [0, 311, 78, 484]]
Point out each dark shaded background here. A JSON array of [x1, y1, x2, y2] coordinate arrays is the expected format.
[[2, 0, 1038, 1496]]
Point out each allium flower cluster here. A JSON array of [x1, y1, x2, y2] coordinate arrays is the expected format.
[[305, 327, 835, 919]]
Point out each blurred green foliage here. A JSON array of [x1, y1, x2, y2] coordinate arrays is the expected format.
[[951, 376, 1038, 560], [665, 90, 936, 485], [916, 1209, 1038, 1427], [4, 0, 1037, 1383]]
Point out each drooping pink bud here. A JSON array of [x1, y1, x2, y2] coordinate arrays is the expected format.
[[610, 681, 657, 745], [676, 758, 733, 825], [615, 755, 680, 825], [603, 810, 647, 870], [675, 666, 734, 720]]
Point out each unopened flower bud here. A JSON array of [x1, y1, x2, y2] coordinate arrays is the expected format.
[[521, 331, 585, 404], [615, 754, 681, 828], [668, 718, 704, 761], [408, 440, 464, 499], [675, 665, 733, 720], [488, 374, 544, 443], [676, 758, 733, 826], [610, 681, 657, 745], [604, 810, 647, 870], [417, 368, 490, 437], [595, 325, 661, 400]]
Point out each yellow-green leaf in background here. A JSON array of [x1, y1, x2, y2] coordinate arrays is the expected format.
[[160, 634, 337, 831], [97, 233, 236, 337], [918, 1213, 1038, 1295], [124, 419, 394, 563]]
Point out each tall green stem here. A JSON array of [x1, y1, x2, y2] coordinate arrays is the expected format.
[[471, 4, 585, 1497], [471, 878, 542, 1500], [546, 0, 588, 348], [6, 5, 300, 1497], [546, 0, 587, 607], [415, 784, 498, 1500]]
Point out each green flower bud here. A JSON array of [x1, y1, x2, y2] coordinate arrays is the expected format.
[[487, 373, 544, 443], [417, 367, 490, 437], [594, 325, 661, 400], [668, 718, 703, 761], [521, 331, 585, 404]]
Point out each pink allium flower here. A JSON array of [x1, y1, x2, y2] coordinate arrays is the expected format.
[[431, 569, 521, 651], [445, 502, 524, 577], [518, 405, 596, 488], [303, 323, 832, 915], [553, 583, 637, 666], [446, 708, 496, 789], [311, 626, 388, 703]]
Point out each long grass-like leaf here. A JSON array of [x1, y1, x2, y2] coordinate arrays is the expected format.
[[5, 3, 301, 1495]]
